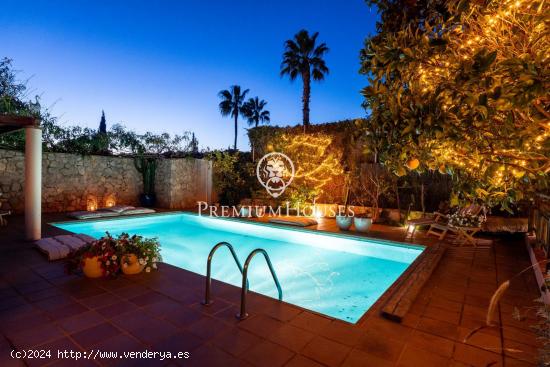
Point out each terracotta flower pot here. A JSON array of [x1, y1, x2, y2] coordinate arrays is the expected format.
[[121, 254, 145, 275], [82, 256, 103, 278]]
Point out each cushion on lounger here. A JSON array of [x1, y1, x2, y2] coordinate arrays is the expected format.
[[66, 210, 120, 220], [122, 207, 156, 215], [36, 233, 95, 260], [103, 205, 135, 213], [268, 216, 318, 227]]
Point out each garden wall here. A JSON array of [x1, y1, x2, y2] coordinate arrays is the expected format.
[[0, 149, 211, 213], [156, 158, 212, 209]]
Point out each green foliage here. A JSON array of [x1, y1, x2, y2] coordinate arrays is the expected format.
[[242, 97, 270, 128], [286, 184, 318, 209], [206, 151, 256, 205], [134, 156, 158, 195], [360, 0, 550, 210], [218, 85, 249, 150], [0, 57, 38, 117], [117, 233, 162, 272]]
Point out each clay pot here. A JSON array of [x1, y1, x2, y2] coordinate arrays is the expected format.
[[121, 254, 145, 275], [82, 256, 103, 278], [336, 215, 353, 231], [354, 217, 373, 233]]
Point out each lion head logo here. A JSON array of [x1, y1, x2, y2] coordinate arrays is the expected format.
[[256, 152, 294, 198]]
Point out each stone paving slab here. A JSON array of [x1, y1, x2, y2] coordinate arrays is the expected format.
[[0, 213, 543, 367]]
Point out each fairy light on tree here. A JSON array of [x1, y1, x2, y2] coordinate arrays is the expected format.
[[273, 133, 344, 204], [361, 0, 549, 210]]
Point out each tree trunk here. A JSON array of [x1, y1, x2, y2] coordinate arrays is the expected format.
[[302, 69, 311, 132], [394, 178, 402, 223], [234, 114, 238, 150]]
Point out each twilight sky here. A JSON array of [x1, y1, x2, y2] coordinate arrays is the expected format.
[[1, 0, 378, 151]]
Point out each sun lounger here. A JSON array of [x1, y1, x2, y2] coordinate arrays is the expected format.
[[122, 207, 156, 215], [67, 210, 120, 220], [102, 205, 136, 214], [67, 206, 156, 219], [268, 216, 318, 227], [36, 233, 96, 260]]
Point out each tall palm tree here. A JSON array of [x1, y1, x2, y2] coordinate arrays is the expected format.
[[242, 97, 270, 128], [280, 29, 329, 130], [218, 85, 249, 150]]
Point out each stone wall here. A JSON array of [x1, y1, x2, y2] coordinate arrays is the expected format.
[[155, 158, 212, 209], [0, 149, 211, 213]]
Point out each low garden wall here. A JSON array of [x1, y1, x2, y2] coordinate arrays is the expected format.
[[0, 149, 211, 213]]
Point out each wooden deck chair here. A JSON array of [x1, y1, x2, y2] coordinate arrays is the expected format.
[[406, 211, 449, 235], [426, 204, 485, 241]]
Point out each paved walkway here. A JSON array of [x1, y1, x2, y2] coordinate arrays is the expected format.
[[0, 213, 542, 367]]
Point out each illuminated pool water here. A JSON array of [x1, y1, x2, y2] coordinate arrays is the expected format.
[[53, 213, 424, 322]]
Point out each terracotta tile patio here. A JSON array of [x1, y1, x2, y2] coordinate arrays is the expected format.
[[0, 213, 542, 366]]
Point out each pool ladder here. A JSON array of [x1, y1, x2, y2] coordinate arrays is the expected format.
[[202, 242, 283, 320]]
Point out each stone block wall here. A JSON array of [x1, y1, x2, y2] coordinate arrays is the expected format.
[[155, 158, 212, 209], [0, 149, 211, 213]]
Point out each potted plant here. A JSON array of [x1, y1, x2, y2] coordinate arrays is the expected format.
[[134, 155, 158, 207], [353, 212, 373, 233], [67, 233, 121, 278], [117, 233, 161, 275], [67, 232, 161, 278]]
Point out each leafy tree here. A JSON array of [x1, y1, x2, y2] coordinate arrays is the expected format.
[[218, 85, 249, 150], [98, 110, 107, 134], [360, 0, 549, 210], [281, 30, 329, 130], [242, 97, 270, 128]]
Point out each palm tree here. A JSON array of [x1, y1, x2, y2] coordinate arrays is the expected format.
[[281, 29, 329, 130], [242, 97, 270, 128], [218, 85, 249, 150]]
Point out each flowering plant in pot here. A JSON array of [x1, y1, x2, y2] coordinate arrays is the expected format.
[[66, 232, 161, 278], [66, 233, 122, 278], [117, 233, 161, 274], [448, 211, 487, 228]]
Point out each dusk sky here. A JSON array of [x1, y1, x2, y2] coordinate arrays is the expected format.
[[1, 0, 378, 151]]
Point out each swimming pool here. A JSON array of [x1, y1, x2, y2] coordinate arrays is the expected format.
[[53, 213, 424, 322]]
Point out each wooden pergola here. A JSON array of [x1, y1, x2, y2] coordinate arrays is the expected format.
[[0, 115, 39, 134], [0, 115, 42, 240]]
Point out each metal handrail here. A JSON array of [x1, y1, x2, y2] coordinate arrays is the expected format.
[[236, 248, 283, 320], [202, 242, 248, 306]]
